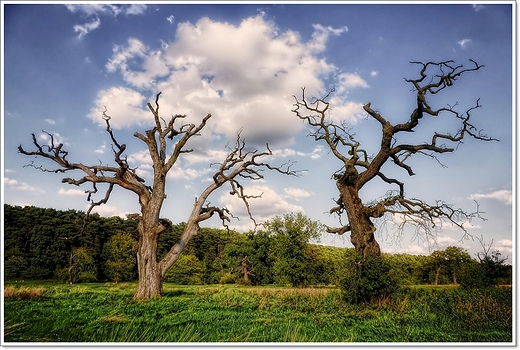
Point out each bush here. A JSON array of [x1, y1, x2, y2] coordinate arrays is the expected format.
[[164, 254, 203, 284], [219, 272, 237, 284], [340, 254, 399, 304], [459, 248, 509, 290]]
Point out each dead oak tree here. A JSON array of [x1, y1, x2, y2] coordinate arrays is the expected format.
[[292, 60, 497, 259], [19, 92, 297, 300]]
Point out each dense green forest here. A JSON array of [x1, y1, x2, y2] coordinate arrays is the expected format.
[[3, 204, 511, 287]]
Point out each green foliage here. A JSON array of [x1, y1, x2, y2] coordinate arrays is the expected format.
[[70, 247, 98, 283], [419, 246, 473, 285], [102, 232, 137, 282], [4, 248, 28, 280], [266, 213, 324, 287], [340, 252, 399, 304], [459, 248, 509, 289], [164, 254, 203, 285], [382, 253, 425, 285], [4, 204, 511, 294]]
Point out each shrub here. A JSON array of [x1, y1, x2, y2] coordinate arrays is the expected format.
[[219, 272, 237, 284], [340, 254, 399, 304], [164, 254, 203, 284]]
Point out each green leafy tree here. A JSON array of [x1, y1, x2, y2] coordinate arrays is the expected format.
[[163, 254, 203, 285], [66, 247, 98, 283], [460, 239, 509, 289], [4, 248, 28, 280], [424, 246, 472, 285], [383, 253, 426, 286], [102, 231, 137, 282], [266, 213, 323, 287]]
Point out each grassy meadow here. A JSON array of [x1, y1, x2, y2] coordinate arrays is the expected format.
[[3, 281, 513, 343]]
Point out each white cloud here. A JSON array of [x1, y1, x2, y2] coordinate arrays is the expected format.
[[434, 235, 460, 248], [494, 239, 512, 255], [469, 190, 512, 205], [37, 132, 67, 146], [59, 188, 86, 196], [94, 142, 106, 154], [4, 177, 45, 194], [457, 38, 472, 49], [66, 4, 145, 17], [166, 15, 175, 24], [96, 16, 364, 147], [385, 244, 429, 256], [44, 118, 56, 125], [336, 73, 368, 91], [327, 98, 366, 124], [66, 4, 147, 38], [66, 4, 119, 17], [89, 87, 151, 128], [472, 4, 485, 12], [73, 17, 101, 39], [284, 187, 313, 201], [219, 184, 304, 231], [167, 164, 214, 180], [309, 23, 348, 52], [183, 149, 230, 165], [370, 71, 378, 77], [126, 4, 147, 16], [88, 204, 127, 218]]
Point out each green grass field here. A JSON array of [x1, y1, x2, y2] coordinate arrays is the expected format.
[[3, 281, 513, 343]]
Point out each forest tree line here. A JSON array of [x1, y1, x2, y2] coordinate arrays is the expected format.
[[3, 204, 511, 287]]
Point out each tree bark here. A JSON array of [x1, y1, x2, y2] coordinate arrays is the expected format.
[[134, 232, 162, 300], [453, 269, 458, 285], [337, 179, 381, 258], [434, 266, 441, 286]]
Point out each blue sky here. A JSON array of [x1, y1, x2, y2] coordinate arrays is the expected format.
[[2, 2, 514, 261]]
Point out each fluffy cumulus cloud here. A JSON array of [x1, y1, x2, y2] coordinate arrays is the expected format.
[[95, 16, 367, 147], [219, 185, 304, 230], [494, 239, 512, 255], [469, 190, 512, 205], [284, 187, 313, 201], [89, 87, 151, 128]]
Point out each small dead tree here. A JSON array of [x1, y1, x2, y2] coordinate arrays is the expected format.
[[19, 92, 298, 300], [292, 60, 497, 259]]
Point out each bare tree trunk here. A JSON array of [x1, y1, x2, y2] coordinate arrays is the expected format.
[[134, 233, 163, 300], [242, 257, 250, 284], [338, 181, 381, 258], [434, 266, 441, 286], [453, 269, 458, 285], [67, 251, 75, 284]]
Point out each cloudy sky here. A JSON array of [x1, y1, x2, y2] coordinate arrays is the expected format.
[[2, 2, 514, 261]]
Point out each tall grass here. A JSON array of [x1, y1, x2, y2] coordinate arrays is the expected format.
[[3, 282, 512, 343], [4, 286, 46, 300]]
